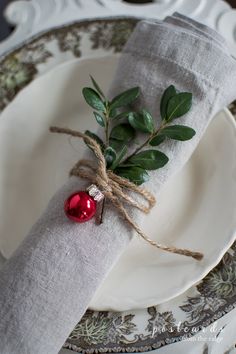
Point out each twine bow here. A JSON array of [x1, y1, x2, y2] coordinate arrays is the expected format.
[[50, 126, 203, 261]]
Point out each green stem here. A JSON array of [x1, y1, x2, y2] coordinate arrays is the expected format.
[[123, 120, 167, 162], [126, 136, 152, 160]]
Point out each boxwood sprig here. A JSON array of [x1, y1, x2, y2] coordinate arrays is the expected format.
[[82, 77, 195, 185]]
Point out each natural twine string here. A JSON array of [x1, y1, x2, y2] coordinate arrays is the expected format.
[[50, 126, 203, 261]]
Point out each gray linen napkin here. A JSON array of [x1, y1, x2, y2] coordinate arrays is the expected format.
[[0, 13, 235, 354]]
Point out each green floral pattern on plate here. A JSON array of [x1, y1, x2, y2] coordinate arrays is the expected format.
[[0, 56, 37, 111]]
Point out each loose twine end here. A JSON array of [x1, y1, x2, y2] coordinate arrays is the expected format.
[[50, 126, 204, 261]]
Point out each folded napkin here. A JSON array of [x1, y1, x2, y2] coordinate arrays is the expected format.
[[0, 13, 235, 354]]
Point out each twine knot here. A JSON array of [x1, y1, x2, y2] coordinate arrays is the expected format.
[[50, 126, 203, 261]]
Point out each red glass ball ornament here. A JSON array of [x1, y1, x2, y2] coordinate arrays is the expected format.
[[64, 191, 97, 223]]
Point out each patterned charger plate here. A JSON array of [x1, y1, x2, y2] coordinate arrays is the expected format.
[[0, 17, 236, 353]]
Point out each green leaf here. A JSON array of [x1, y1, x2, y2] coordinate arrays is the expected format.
[[82, 87, 105, 112], [90, 75, 105, 98], [109, 107, 117, 118], [128, 110, 154, 133], [111, 111, 131, 120], [160, 85, 177, 120], [115, 166, 149, 185], [84, 130, 105, 151], [166, 92, 192, 121], [110, 87, 140, 110], [127, 150, 169, 170], [93, 111, 105, 127], [110, 123, 135, 142], [149, 134, 166, 146], [109, 138, 124, 152], [104, 146, 116, 168], [162, 125, 196, 141], [110, 145, 128, 170], [141, 109, 155, 133]]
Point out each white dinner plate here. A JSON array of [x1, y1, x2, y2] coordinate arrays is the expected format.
[[0, 55, 235, 311]]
